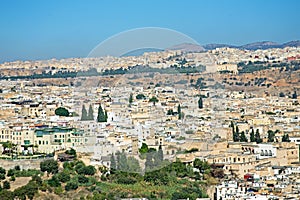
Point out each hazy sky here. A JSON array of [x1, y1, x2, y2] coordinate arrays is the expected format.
[[1, 0, 299, 62]]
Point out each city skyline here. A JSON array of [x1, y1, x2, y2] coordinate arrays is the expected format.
[[1, 0, 300, 62]]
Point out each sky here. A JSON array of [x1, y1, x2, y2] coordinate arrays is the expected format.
[[0, 0, 299, 62]]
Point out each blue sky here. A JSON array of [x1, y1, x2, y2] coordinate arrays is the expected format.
[[0, 0, 299, 62]]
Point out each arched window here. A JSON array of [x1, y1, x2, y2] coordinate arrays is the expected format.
[[269, 150, 272, 156]]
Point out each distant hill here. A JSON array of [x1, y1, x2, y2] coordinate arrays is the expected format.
[[239, 41, 281, 50], [203, 40, 300, 50], [282, 40, 300, 48], [122, 40, 300, 57], [166, 43, 205, 52]]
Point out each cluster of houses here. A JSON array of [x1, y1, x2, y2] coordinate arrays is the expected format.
[[0, 46, 300, 199]]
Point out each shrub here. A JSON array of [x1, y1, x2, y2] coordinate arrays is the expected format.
[[57, 171, 71, 183], [78, 175, 89, 184], [55, 107, 70, 117], [48, 176, 61, 187], [54, 186, 64, 195], [65, 181, 78, 191], [0, 167, 6, 175], [7, 169, 15, 177], [0, 173, 5, 180], [84, 166, 96, 176], [40, 159, 58, 174], [9, 176, 15, 182], [3, 181, 10, 189]]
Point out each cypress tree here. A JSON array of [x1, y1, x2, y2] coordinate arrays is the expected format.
[[240, 131, 247, 142], [110, 154, 116, 172], [198, 97, 203, 109], [255, 129, 262, 143], [178, 104, 182, 119], [233, 125, 240, 142], [158, 145, 163, 162], [81, 105, 88, 121], [250, 129, 255, 142], [97, 104, 107, 122], [88, 104, 94, 120], [129, 93, 133, 104]]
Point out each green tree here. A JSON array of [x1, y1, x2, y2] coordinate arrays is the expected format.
[[65, 181, 78, 191], [255, 129, 262, 143], [136, 94, 146, 100], [267, 130, 275, 142], [240, 131, 247, 142], [118, 152, 129, 172], [48, 175, 61, 187], [198, 97, 203, 109], [7, 169, 14, 177], [97, 104, 107, 122], [279, 92, 285, 97], [149, 96, 159, 105], [83, 165, 96, 176], [282, 134, 290, 142], [167, 109, 174, 115], [250, 129, 255, 142], [65, 148, 77, 158], [55, 107, 69, 117], [233, 126, 240, 142], [3, 181, 10, 190], [129, 93, 133, 104], [78, 175, 89, 184], [145, 153, 155, 172], [231, 121, 235, 138], [127, 156, 142, 173], [88, 104, 94, 120], [81, 104, 88, 120], [40, 159, 58, 174], [0, 190, 13, 200], [292, 91, 297, 99], [158, 145, 163, 162], [177, 104, 182, 119], [57, 171, 71, 183], [0, 167, 6, 175], [110, 153, 117, 171], [193, 158, 210, 173], [139, 143, 149, 154]]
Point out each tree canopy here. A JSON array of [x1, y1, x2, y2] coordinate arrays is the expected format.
[[55, 107, 70, 117], [97, 104, 107, 122]]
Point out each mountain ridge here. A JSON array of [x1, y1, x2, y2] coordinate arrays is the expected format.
[[167, 40, 300, 52]]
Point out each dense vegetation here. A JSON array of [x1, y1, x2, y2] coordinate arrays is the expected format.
[[0, 64, 206, 81], [0, 146, 222, 200], [237, 60, 300, 74]]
